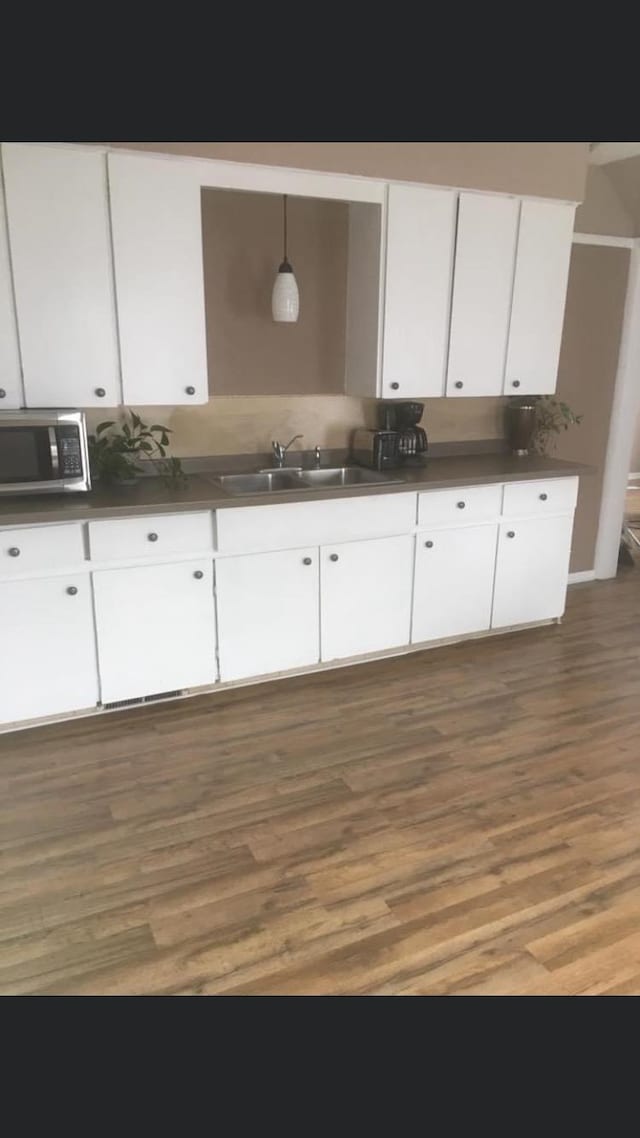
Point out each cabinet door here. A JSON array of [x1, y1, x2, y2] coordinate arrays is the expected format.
[[382, 185, 456, 398], [504, 200, 575, 396], [321, 534, 413, 662], [2, 144, 120, 408], [412, 525, 498, 643], [0, 165, 22, 408], [216, 548, 319, 682], [0, 575, 98, 724], [492, 515, 574, 629], [108, 152, 208, 406], [446, 192, 519, 397], [93, 560, 216, 704]]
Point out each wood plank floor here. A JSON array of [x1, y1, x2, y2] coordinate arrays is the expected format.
[[2, 571, 640, 995]]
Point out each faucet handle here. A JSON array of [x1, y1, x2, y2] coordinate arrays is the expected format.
[[314, 445, 322, 466]]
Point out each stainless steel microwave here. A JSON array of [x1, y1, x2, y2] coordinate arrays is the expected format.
[[0, 410, 91, 495]]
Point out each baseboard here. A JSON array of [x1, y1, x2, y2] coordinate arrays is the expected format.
[[628, 472, 640, 482], [568, 570, 596, 584]]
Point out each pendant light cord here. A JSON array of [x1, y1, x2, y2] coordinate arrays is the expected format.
[[283, 194, 288, 261]]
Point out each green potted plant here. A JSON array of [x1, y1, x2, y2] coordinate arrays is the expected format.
[[506, 395, 582, 456], [88, 411, 186, 488]]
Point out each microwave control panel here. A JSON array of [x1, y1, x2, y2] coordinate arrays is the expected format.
[[58, 426, 83, 478]]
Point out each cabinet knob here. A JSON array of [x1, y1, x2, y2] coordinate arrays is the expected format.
[[329, 553, 339, 562], [507, 531, 516, 539], [8, 547, 20, 557], [390, 382, 400, 391], [0, 389, 6, 399], [455, 381, 463, 390], [302, 557, 312, 566], [193, 570, 204, 579], [457, 501, 466, 510], [147, 532, 159, 542], [425, 540, 434, 548], [66, 586, 78, 596], [512, 380, 521, 389], [539, 493, 548, 501], [95, 388, 106, 398], [185, 386, 196, 396]]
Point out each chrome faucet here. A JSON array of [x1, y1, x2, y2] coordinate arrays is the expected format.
[[272, 434, 303, 467], [314, 445, 322, 467]]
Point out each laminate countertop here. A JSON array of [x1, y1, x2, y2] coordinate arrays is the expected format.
[[0, 453, 592, 527]]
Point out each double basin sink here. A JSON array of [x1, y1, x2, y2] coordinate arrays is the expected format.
[[210, 466, 404, 497]]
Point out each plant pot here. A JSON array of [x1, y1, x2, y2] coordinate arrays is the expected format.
[[506, 401, 537, 456]]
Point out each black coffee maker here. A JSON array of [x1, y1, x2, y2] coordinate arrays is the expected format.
[[379, 402, 428, 465]]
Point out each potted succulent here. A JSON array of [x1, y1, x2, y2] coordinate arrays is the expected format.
[[506, 395, 582, 456], [88, 411, 186, 488]]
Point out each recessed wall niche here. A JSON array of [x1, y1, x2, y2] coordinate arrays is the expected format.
[[201, 188, 354, 396]]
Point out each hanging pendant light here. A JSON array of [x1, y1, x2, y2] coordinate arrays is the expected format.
[[272, 194, 300, 323]]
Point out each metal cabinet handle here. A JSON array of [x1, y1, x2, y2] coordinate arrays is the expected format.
[[425, 540, 434, 548], [457, 501, 466, 510], [455, 381, 463, 390], [148, 532, 159, 542], [66, 586, 78, 596], [329, 553, 339, 562], [512, 380, 521, 388], [390, 382, 399, 391], [185, 386, 196, 395], [193, 570, 204, 579], [507, 531, 516, 539], [8, 547, 20, 557], [302, 557, 312, 566], [0, 389, 6, 399], [539, 493, 548, 501], [95, 388, 106, 398]]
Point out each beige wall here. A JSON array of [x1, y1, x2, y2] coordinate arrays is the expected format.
[[555, 245, 630, 572], [109, 142, 589, 201], [630, 414, 640, 475], [202, 189, 349, 395], [574, 167, 634, 236]]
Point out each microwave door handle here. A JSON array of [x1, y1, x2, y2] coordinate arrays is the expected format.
[[48, 427, 60, 478]]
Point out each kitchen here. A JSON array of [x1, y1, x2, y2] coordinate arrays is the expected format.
[[1, 142, 639, 996]]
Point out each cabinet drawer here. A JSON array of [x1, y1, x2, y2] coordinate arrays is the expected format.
[[502, 478, 578, 518], [88, 512, 213, 562], [0, 523, 85, 576], [216, 493, 417, 554], [418, 485, 502, 527]]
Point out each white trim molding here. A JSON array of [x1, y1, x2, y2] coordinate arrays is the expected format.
[[568, 570, 596, 585], [573, 232, 636, 248], [595, 243, 640, 579]]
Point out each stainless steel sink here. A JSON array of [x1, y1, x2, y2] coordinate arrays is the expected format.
[[299, 467, 403, 488], [214, 471, 305, 495]]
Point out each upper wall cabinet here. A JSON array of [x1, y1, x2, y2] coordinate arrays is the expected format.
[[108, 152, 209, 406], [503, 200, 576, 396], [2, 144, 120, 408], [381, 185, 456, 399], [446, 192, 520, 397], [0, 170, 22, 408]]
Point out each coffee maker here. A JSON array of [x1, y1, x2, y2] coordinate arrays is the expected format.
[[379, 401, 428, 465]]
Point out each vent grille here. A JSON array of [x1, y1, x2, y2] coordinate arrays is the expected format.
[[103, 690, 183, 711]]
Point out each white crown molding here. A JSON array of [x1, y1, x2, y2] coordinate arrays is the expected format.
[[573, 232, 637, 248]]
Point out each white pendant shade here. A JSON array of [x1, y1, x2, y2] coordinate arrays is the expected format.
[[272, 264, 300, 323]]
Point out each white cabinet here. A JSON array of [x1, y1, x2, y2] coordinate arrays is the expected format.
[[412, 525, 498, 643], [108, 152, 208, 406], [382, 185, 456, 398], [0, 167, 22, 408], [492, 515, 574, 628], [0, 574, 98, 724], [93, 560, 216, 703], [216, 548, 320, 682], [1, 144, 120, 408], [446, 192, 520, 397], [503, 200, 576, 396], [320, 534, 413, 662]]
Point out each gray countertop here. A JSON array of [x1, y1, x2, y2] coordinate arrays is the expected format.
[[0, 453, 592, 527]]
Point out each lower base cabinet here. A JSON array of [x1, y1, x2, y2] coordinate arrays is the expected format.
[[492, 515, 574, 628], [320, 534, 414, 662], [215, 548, 320, 682], [412, 524, 498, 643], [0, 574, 99, 723], [92, 560, 217, 704]]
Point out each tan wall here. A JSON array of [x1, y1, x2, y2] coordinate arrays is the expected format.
[[108, 142, 589, 201], [86, 395, 507, 457], [202, 189, 349, 395], [630, 414, 640, 475], [555, 245, 630, 572], [574, 167, 634, 236]]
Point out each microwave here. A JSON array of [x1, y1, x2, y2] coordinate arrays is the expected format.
[[0, 410, 91, 495]]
